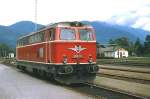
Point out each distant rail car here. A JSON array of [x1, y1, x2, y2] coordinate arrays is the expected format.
[[16, 21, 99, 84]]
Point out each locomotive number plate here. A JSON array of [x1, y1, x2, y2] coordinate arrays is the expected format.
[[73, 54, 83, 58]]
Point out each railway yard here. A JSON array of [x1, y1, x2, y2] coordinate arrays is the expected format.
[[0, 58, 150, 99]]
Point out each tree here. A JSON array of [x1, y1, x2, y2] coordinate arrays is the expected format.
[[128, 41, 135, 56], [144, 35, 150, 55], [109, 39, 115, 45], [134, 38, 143, 56], [108, 37, 146, 56], [0, 43, 15, 57], [108, 37, 136, 56], [109, 37, 130, 49]]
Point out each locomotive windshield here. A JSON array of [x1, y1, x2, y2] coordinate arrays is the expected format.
[[60, 28, 75, 40], [79, 29, 94, 41]]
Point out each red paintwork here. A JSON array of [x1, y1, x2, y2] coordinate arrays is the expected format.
[[17, 43, 46, 62], [50, 42, 96, 64], [17, 24, 97, 64]]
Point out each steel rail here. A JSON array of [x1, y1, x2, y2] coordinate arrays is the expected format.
[[84, 82, 147, 99]]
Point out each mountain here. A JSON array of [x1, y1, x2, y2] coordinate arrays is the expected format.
[[91, 21, 137, 44], [0, 21, 44, 47], [0, 25, 17, 46], [9, 21, 44, 36], [83, 21, 150, 44], [0, 21, 150, 47]]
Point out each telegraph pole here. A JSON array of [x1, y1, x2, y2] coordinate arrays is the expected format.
[[35, 0, 38, 32]]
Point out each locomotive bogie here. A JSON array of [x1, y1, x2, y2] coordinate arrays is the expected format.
[[17, 60, 99, 84]]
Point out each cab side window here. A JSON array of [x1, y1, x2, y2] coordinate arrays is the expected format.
[[49, 28, 55, 40]]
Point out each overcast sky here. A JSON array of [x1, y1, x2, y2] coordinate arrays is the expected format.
[[0, 0, 150, 31]]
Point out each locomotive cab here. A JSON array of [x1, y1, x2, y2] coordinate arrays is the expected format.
[[49, 22, 99, 84]]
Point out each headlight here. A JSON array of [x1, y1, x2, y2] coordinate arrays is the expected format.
[[88, 55, 93, 64], [63, 55, 67, 64]]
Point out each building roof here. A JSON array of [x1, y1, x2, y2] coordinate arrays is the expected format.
[[101, 47, 128, 52], [101, 47, 115, 52]]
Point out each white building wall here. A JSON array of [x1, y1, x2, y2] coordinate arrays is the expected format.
[[124, 51, 128, 57], [114, 50, 128, 58], [114, 51, 119, 58], [9, 53, 15, 58], [103, 48, 128, 58]]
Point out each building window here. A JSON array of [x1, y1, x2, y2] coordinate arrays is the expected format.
[[123, 52, 125, 55]]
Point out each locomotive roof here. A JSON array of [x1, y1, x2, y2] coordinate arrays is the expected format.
[[18, 21, 92, 40], [46, 21, 92, 28]]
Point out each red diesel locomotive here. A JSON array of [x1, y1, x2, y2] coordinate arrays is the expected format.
[[16, 22, 99, 84]]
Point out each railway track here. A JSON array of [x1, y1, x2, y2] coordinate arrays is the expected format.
[[97, 58, 150, 67], [98, 65, 150, 83], [91, 65, 150, 98], [70, 65, 150, 99], [83, 82, 144, 99], [99, 65, 150, 73]]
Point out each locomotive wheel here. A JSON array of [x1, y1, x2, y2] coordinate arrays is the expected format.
[[16, 65, 20, 69], [32, 68, 38, 75], [47, 73, 55, 80], [40, 70, 47, 78], [20, 66, 26, 71]]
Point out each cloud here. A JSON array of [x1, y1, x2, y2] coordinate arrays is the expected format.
[[107, 5, 150, 31], [136, 6, 150, 17], [108, 12, 139, 26], [132, 17, 150, 30], [0, 0, 150, 29]]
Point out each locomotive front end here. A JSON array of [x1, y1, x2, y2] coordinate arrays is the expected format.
[[51, 22, 99, 84]]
